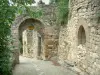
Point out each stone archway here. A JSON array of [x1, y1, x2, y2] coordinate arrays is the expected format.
[[11, 15, 44, 65]]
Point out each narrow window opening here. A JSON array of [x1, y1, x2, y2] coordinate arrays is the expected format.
[[78, 26, 86, 45], [38, 37, 41, 56]]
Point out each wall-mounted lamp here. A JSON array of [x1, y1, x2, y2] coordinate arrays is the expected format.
[[28, 23, 34, 30]]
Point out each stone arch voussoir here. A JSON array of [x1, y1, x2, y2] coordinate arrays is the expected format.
[[11, 14, 44, 65]]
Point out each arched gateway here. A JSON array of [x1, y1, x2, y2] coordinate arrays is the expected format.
[[11, 15, 44, 65]]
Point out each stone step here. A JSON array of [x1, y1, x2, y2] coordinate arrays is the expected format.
[[47, 45, 53, 47]]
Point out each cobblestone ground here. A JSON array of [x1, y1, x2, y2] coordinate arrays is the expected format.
[[13, 56, 77, 75]]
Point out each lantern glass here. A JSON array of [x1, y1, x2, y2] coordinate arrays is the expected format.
[[28, 25, 34, 30]]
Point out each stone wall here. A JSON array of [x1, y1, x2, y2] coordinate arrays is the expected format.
[[42, 26, 59, 60], [11, 15, 43, 65], [37, 3, 59, 60], [11, 3, 59, 65], [58, 0, 100, 75], [22, 29, 38, 58], [30, 3, 59, 60]]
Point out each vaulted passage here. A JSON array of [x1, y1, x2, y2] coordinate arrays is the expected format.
[[78, 26, 86, 45], [21, 29, 38, 57], [18, 19, 43, 58], [11, 16, 44, 65]]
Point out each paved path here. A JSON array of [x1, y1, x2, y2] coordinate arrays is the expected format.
[[13, 56, 77, 75]]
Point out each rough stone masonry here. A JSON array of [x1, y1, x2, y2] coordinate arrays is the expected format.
[[58, 0, 100, 75], [11, 0, 100, 75], [11, 1, 59, 66]]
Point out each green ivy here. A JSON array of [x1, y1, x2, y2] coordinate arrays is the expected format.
[[57, 0, 69, 25], [15, 3, 43, 18], [0, 0, 36, 75], [50, 0, 69, 26]]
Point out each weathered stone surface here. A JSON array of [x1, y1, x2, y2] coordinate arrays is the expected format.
[[11, 3, 59, 66], [11, 16, 43, 66], [58, 0, 100, 75], [11, 1, 100, 75]]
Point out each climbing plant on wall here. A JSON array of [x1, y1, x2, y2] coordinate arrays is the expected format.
[[50, 0, 69, 25], [0, 0, 36, 75], [15, 4, 43, 18], [57, 0, 69, 25], [11, 0, 43, 18]]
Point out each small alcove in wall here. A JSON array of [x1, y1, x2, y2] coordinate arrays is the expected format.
[[78, 25, 86, 45], [38, 36, 42, 56]]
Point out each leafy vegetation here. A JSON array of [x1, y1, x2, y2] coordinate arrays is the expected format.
[[0, 0, 37, 75], [57, 0, 69, 25], [16, 5, 43, 18], [0, 0, 69, 75], [50, 0, 69, 25], [0, 1, 14, 75]]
